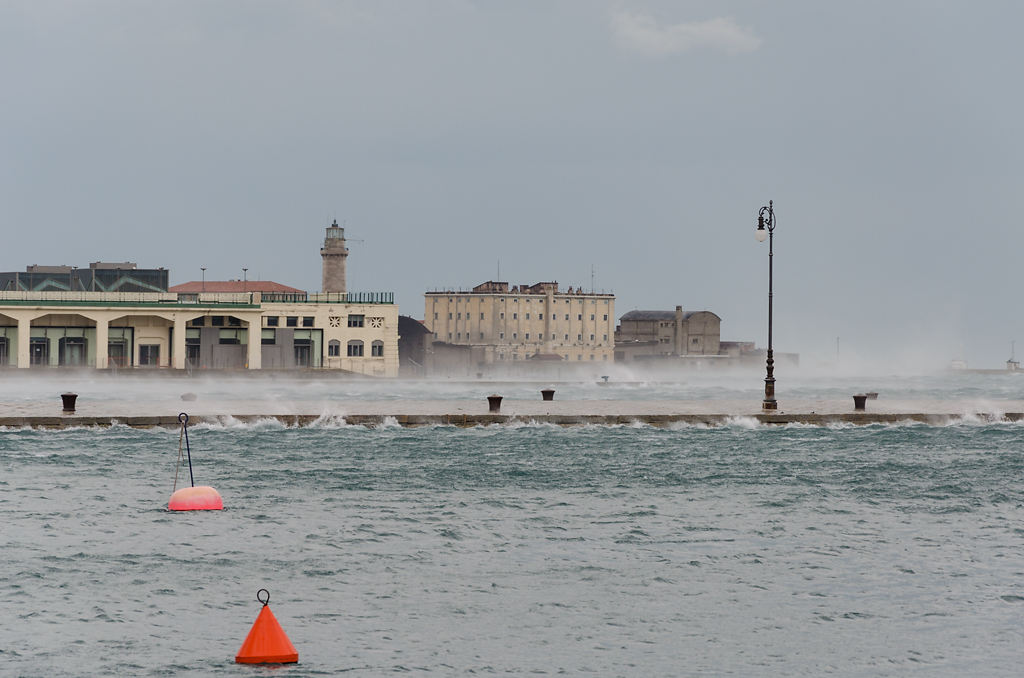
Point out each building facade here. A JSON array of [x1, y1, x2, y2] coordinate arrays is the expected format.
[[424, 281, 615, 364], [0, 291, 398, 376], [0, 221, 399, 375], [614, 307, 722, 363]]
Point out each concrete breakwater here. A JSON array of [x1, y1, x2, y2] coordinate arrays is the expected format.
[[3, 411, 1023, 429]]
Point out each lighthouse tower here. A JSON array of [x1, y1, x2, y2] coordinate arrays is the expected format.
[[320, 219, 348, 295]]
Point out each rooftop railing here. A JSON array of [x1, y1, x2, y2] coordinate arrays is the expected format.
[[0, 290, 394, 306]]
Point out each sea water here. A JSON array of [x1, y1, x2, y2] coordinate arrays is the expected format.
[[1, 378, 1023, 676]]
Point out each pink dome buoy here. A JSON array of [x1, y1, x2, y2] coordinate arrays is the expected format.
[[168, 412, 223, 511], [169, 485, 223, 511]]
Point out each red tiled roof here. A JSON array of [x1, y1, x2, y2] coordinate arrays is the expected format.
[[169, 281, 306, 294]]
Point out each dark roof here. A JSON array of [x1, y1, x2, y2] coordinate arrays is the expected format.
[[621, 310, 674, 321], [398, 315, 432, 336], [620, 310, 719, 321]]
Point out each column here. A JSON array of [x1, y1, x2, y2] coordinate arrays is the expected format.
[[544, 290, 553, 354], [246, 318, 261, 370], [173, 316, 187, 369], [17, 316, 30, 368], [95, 318, 109, 369]]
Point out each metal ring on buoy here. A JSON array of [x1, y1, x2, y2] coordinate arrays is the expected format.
[[257, 588, 270, 606], [178, 412, 189, 425]]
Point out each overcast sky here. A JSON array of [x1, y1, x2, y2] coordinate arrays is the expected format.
[[3, 1, 1021, 370]]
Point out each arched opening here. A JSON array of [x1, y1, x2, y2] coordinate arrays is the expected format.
[[30, 313, 95, 368], [0, 312, 15, 367], [371, 340, 384, 357], [347, 340, 364, 357]]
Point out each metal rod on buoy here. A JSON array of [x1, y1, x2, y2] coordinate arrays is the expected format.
[[179, 412, 194, 488], [168, 413, 223, 511]]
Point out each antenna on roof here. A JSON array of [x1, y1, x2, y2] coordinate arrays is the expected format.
[[590, 264, 595, 294]]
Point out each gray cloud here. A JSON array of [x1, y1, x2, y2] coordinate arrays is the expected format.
[[610, 10, 761, 56]]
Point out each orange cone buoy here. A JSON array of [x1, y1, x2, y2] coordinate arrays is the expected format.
[[168, 485, 223, 511], [236, 589, 299, 664]]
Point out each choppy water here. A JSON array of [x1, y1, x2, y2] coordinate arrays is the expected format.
[[2, 408, 1023, 676]]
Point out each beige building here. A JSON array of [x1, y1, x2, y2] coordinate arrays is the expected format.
[[0, 292, 397, 376], [0, 222, 399, 376], [614, 307, 722, 363], [424, 281, 615, 364]]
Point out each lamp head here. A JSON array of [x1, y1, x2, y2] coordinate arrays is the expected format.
[[756, 215, 768, 242]]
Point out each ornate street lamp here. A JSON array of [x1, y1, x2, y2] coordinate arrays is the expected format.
[[755, 200, 777, 410], [201, 267, 207, 293]]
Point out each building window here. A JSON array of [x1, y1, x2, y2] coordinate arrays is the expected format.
[[191, 317, 206, 327], [500, 332, 504, 339], [480, 313, 485, 319], [692, 338, 700, 344], [603, 334, 608, 341], [434, 312, 438, 319], [590, 334, 595, 341], [211, 316, 225, 327], [328, 339, 341, 357], [513, 333, 517, 339], [286, 316, 298, 327], [262, 329, 276, 345], [347, 340, 364, 357], [348, 315, 364, 328], [139, 344, 160, 366], [565, 314, 569, 320], [500, 312, 505, 319], [371, 340, 384, 357], [513, 313, 518, 319], [219, 329, 242, 345], [294, 339, 312, 367], [265, 316, 278, 327], [525, 333, 530, 340], [564, 334, 569, 340], [577, 334, 582, 340], [302, 316, 314, 327], [590, 314, 595, 321], [448, 313, 453, 319], [479, 332, 484, 340], [577, 314, 582, 320], [228, 317, 242, 327], [603, 314, 608, 321], [457, 313, 462, 319]]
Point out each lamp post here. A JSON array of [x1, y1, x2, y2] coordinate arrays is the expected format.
[[201, 267, 206, 293], [242, 268, 248, 284], [755, 200, 777, 410]]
